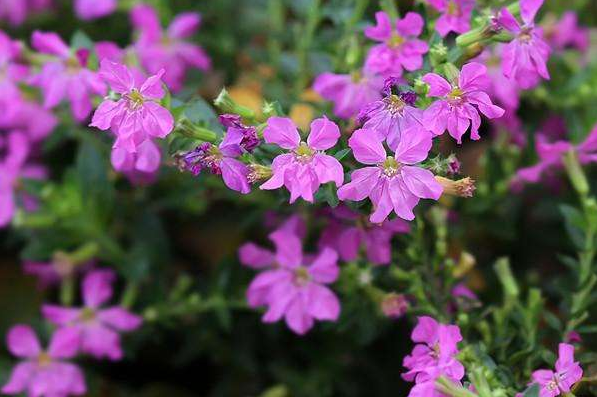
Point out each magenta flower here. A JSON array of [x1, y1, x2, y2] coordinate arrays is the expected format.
[[427, 0, 474, 37], [42, 270, 143, 360], [260, 116, 344, 203], [313, 69, 384, 119], [513, 123, 597, 186], [402, 316, 465, 383], [531, 343, 583, 397], [74, 0, 116, 20], [239, 227, 340, 335], [498, 0, 550, 89], [90, 60, 174, 153], [545, 11, 589, 53], [358, 79, 428, 151], [422, 62, 505, 143], [318, 204, 410, 265], [0, 132, 46, 228], [337, 128, 442, 223], [364, 11, 429, 77], [29, 31, 106, 121], [2, 325, 86, 396], [130, 4, 211, 92]]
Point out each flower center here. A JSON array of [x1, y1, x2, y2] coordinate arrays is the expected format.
[[127, 89, 145, 110], [384, 95, 407, 115], [447, 1, 461, 16], [294, 142, 314, 164], [293, 266, 311, 286], [430, 343, 441, 359], [546, 379, 558, 391], [387, 32, 405, 48], [350, 70, 362, 83], [381, 156, 400, 177], [37, 352, 52, 367], [518, 27, 533, 43], [79, 307, 96, 322], [448, 87, 465, 104]]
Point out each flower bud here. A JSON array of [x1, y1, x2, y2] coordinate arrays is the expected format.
[[380, 293, 409, 319], [436, 176, 476, 197], [214, 88, 256, 119], [247, 164, 272, 183]]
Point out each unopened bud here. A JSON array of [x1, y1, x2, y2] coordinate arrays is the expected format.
[[436, 176, 476, 197], [214, 88, 256, 119], [247, 164, 272, 183], [381, 293, 409, 319]]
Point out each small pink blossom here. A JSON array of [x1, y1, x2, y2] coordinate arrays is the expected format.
[[130, 4, 211, 92], [29, 31, 106, 121], [260, 116, 344, 203], [42, 269, 143, 360], [318, 204, 410, 265], [337, 128, 442, 223], [74, 0, 116, 20], [402, 316, 465, 384], [239, 227, 341, 335], [422, 62, 505, 143], [364, 11, 429, 77], [497, 0, 550, 89], [2, 325, 86, 396], [427, 0, 474, 37], [531, 343, 583, 397], [544, 11, 589, 53], [90, 59, 174, 154], [313, 69, 384, 119]]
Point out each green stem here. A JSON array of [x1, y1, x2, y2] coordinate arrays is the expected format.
[[120, 281, 139, 309], [60, 276, 76, 306], [379, 0, 399, 19], [294, 0, 322, 94]]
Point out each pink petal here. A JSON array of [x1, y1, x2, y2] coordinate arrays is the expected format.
[[75, 0, 116, 20], [220, 158, 250, 194], [263, 117, 300, 149], [337, 227, 361, 261], [42, 305, 81, 326], [83, 269, 115, 308], [31, 31, 69, 57], [168, 12, 201, 39], [411, 316, 439, 344], [348, 128, 386, 165], [306, 283, 340, 321], [446, 109, 471, 144], [422, 100, 449, 136], [239, 243, 275, 269], [388, 177, 419, 221], [396, 12, 424, 37], [467, 91, 505, 119], [99, 60, 135, 94], [260, 154, 293, 190], [1, 362, 35, 394], [520, 0, 544, 24], [262, 282, 297, 323], [269, 229, 303, 268], [337, 167, 381, 202], [284, 295, 314, 335], [307, 116, 340, 150], [247, 269, 291, 307], [394, 129, 432, 164], [6, 325, 41, 358], [139, 69, 166, 99], [80, 324, 122, 360], [401, 166, 443, 199], [135, 139, 161, 173], [313, 154, 344, 187], [308, 247, 339, 283], [90, 99, 125, 131], [369, 179, 394, 223], [422, 73, 451, 97], [458, 62, 489, 91], [364, 11, 392, 42], [97, 307, 143, 331], [141, 101, 174, 138], [498, 8, 520, 33], [47, 326, 81, 359]]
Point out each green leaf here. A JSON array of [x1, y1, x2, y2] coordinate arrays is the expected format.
[[333, 148, 351, 161], [70, 30, 94, 50], [522, 384, 539, 397]]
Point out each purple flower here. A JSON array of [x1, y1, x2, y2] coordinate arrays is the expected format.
[[337, 128, 442, 223], [0, 132, 46, 228], [427, 0, 475, 37], [497, 0, 550, 89], [364, 11, 429, 77], [42, 269, 143, 360], [178, 133, 251, 194], [358, 81, 428, 151], [219, 114, 260, 152], [313, 69, 384, 119], [130, 4, 211, 92], [544, 12, 589, 53], [29, 31, 106, 121], [513, 123, 597, 186], [260, 116, 344, 203], [422, 62, 505, 143], [90, 60, 174, 154], [239, 227, 340, 335], [2, 325, 86, 396], [318, 204, 410, 265], [402, 316, 465, 384], [74, 0, 116, 20], [531, 343, 583, 397]]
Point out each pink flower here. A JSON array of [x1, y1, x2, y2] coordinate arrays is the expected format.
[[544, 11, 589, 53], [531, 343, 583, 397], [364, 11, 429, 77], [498, 0, 550, 89], [337, 128, 442, 223], [0, 0, 53, 26], [408, 380, 452, 397], [42, 270, 143, 360], [427, 0, 475, 37], [90, 60, 174, 154], [358, 78, 428, 151], [318, 204, 410, 265], [130, 4, 211, 92], [513, 123, 597, 186], [0, 132, 46, 228], [177, 132, 251, 194], [239, 228, 341, 335], [29, 31, 106, 121], [0, 100, 57, 143], [313, 69, 384, 119], [260, 116, 344, 203], [0, 31, 29, 119], [422, 62, 505, 143], [74, 0, 116, 20], [111, 138, 161, 179], [475, 46, 520, 111], [2, 325, 86, 396], [402, 316, 465, 383]]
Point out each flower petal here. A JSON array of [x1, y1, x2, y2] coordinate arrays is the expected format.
[[263, 117, 300, 149], [83, 269, 115, 308], [6, 325, 41, 358], [307, 116, 340, 150], [348, 128, 386, 165]]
